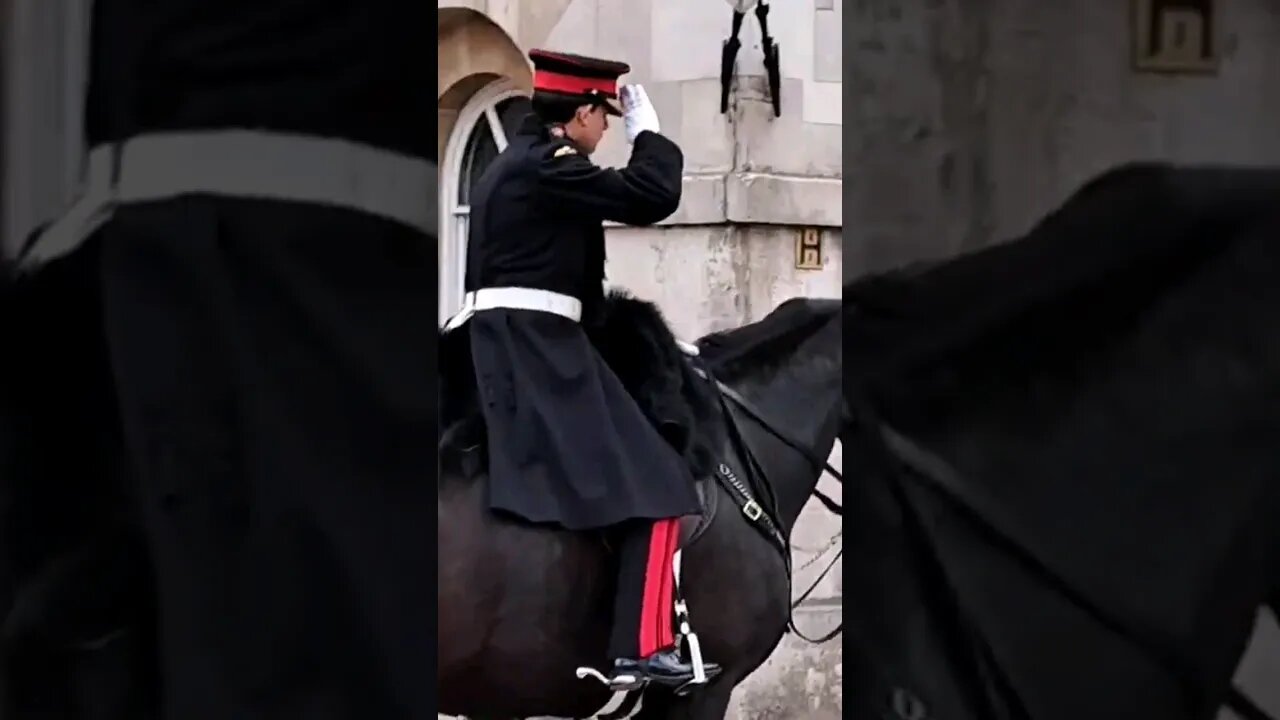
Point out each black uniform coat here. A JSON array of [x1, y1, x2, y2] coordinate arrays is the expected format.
[[464, 115, 702, 530], [0, 2, 437, 719]]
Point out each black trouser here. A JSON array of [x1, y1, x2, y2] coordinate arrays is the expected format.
[[98, 197, 437, 720], [608, 518, 681, 661]]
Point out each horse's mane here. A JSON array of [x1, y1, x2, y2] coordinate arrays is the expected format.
[[845, 162, 1280, 426], [439, 291, 722, 479], [696, 297, 839, 384]]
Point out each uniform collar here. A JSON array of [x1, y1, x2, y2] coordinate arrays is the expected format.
[[518, 113, 545, 137]]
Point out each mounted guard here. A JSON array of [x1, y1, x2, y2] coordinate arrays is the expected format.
[[443, 48, 722, 692]]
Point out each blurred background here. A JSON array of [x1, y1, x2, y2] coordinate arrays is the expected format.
[[846, 2, 1280, 718]]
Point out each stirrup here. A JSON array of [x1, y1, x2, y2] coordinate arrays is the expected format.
[[673, 675, 705, 697], [576, 665, 648, 692], [672, 550, 711, 688]]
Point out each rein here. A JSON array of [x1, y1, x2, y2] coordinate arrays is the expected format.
[[710, 377, 843, 644], [715, 382, 843, 496]]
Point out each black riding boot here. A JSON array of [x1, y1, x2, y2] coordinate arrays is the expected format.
[[607, 649, 722, 693], [606, 519, 721, 693]]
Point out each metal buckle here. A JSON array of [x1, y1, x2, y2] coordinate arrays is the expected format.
[[742, 500, 762, 522]]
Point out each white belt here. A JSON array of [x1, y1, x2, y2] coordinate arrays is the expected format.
[[442, 284, 701, 357], [20, 130, 437, 270], [443, 287, 583, 331]]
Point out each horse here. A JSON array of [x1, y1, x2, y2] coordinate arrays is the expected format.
[[437, 289, 843, 720], [844, 163, 1280, 720]]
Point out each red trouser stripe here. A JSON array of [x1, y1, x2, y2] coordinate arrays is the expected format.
[[637, 518, 681, 657]]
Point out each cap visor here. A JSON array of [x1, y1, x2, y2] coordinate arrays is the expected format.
[[603, 99, 623, 116]]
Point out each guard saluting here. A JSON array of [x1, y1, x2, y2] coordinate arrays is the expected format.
[[5, 2, 436, 718], [445, 49, 721, 691]]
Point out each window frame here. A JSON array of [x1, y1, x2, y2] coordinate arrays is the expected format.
[[438, 77, 526, 325]]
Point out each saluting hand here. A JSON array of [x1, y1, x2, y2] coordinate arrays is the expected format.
[[620, 84, 661, 144]]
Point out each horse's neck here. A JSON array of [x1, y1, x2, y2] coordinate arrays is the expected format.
[[731, 323, 842, 531]]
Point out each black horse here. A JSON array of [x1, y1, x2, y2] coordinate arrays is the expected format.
[[846, 163, 1280, 720], [438, 291, 843, 719]]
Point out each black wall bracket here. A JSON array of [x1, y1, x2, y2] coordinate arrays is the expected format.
[[719, 1, 781, 117]]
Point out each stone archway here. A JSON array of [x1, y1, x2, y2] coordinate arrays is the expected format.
[[436, 7, 532, 323], [437, 8, 532, 160]]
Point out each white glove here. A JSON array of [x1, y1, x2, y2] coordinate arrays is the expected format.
[[620, 84, 661, 144]]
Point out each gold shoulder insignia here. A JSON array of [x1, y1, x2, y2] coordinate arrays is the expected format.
[[553, 145, 577, 158]]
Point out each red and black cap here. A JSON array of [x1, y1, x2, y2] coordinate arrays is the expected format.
[[530, 49, 630, 116]]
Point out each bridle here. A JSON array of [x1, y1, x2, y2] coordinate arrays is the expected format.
[[716, 381, 843, 505], [707, 374, 844, 645]]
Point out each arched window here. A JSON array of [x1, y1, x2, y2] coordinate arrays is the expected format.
[[439, 78, 532, 324]]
